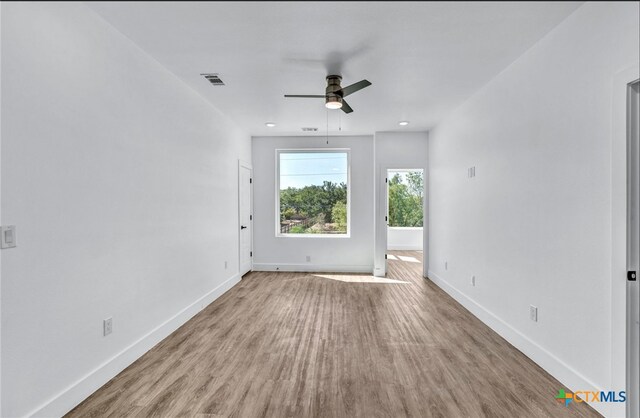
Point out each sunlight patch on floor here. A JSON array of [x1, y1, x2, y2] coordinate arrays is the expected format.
[[397, 255, 420, 263], [386, 254, 420, 263], [311, 274, 409, 284]]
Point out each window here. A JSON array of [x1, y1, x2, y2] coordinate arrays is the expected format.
[[388, 170, 424, 227], [277, 150, 349, 236]]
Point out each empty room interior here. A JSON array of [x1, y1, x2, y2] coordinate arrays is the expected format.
[[1, 1, 640, 417]]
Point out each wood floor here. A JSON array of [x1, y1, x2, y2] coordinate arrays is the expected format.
[[67, 251, 600, 417]]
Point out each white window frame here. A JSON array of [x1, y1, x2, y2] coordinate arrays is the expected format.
[[275, 148, 351, 238]]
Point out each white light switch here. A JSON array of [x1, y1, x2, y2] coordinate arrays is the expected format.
[[1, 225, 16, 249]]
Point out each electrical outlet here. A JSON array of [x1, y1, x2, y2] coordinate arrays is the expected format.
[[306, 255, 311, 262], [471, 276, 476, 286], [445, 261, 448, 271], [1, 225, 16, 249], [529, 306, 538, 322], [103, 318, 113, 336]]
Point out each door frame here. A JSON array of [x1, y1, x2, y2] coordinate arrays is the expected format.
[[238, 160, 253, 276], [374, 167, 389, 276], [374, 166, 428, 277], [611, 65, 639, 418], [626, 77, 640, 418]]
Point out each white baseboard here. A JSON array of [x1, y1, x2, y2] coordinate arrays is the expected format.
[[387, 245, 423, 250], [427, 270, 612, 418], [253, 263, 373, 273], [28, 273, 242, 418]]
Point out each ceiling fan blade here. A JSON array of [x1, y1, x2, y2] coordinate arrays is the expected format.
[[337, 80, 371, 97], [341, 100, 354, 114], [284, 94, 326, 98]]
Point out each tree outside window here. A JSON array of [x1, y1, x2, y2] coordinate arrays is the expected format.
[[388, 170, 423, 227], [278, 151, 349, 235]]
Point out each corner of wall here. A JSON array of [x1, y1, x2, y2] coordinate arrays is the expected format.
[[27, 273, 241, 418], [427, 270, 611, 417]]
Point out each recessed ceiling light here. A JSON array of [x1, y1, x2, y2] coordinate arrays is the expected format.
[[265, 122, 276, 127], [399, 121, 410, 126]]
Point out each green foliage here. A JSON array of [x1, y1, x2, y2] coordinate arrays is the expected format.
[[405, 171, 424, 199], [282, 207, 296, 220], [290, 225, 307, 233], [331, 201, 347, 227], [388, 172, 423, 227], [280, 181, 347, 224]]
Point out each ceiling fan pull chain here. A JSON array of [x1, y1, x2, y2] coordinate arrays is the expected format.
[[326, 109, 329, 144]]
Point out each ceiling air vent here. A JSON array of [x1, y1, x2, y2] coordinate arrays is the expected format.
[[301, 127, 318, 132], [201, 73, 225, 86]]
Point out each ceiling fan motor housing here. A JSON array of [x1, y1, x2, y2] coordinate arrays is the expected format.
[[325, 75, 343, 107]]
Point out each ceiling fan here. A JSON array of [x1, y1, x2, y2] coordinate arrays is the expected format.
[[284, 75, 371, 114]]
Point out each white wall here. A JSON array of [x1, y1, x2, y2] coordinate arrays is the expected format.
[[1, 3, 250, 417], [373, 132, 429, 276], [387, 228, 423, 251], [428, 3, 639, 417], [252, 136, 374, 272], [0, 2, 3, 414]]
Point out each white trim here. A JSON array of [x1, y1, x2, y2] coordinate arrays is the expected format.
[[385, 168, 422, 173], [373, 167, 388, 276], [253, 263, 372, 273], [377, 167, 428, 277], [387, 245, 422, 251], [627, 78, 640, 418], [27, 273, 242, 418], [424, 134, 430, 278], [238, 160, 253, 276], [427, 270, 611, 417], [275, 148, 351, 238]]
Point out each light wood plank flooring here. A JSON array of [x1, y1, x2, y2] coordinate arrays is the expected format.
[[67, 251, 600, 417]]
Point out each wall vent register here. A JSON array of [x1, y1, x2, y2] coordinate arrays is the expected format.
[[201, 73, 225, 86]]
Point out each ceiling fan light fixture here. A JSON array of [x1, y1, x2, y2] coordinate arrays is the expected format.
[[284, 76, 370, 114], [325, 96, 343, 110]]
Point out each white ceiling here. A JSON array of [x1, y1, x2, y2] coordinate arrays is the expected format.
[[87, 1, 582, 136]]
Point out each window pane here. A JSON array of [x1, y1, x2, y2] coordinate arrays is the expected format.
[[279, 152, 348, 235], [388, 171, 423, 227]]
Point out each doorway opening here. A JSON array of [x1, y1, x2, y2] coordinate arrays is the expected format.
[[386, 169, 425, 275], [239, 161, 253, 276], [627, 78, 639, 418]]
